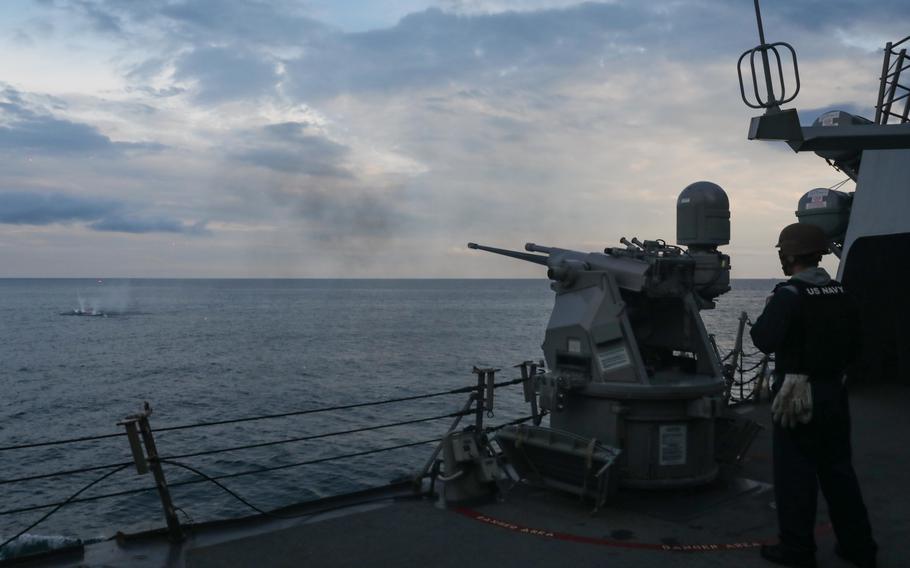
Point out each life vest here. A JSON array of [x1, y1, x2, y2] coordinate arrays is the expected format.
[[772, 278, 860, 380]]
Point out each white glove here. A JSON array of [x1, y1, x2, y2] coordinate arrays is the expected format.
[[771, 374, 812, 428], [771, 377, 793, 425]]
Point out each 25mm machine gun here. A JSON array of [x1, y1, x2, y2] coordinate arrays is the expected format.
[[470, 182, 756, 495]]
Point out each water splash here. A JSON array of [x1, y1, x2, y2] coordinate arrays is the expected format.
[[71, 281, 134, 316]]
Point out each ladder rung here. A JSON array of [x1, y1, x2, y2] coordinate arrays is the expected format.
[[891, 35, 910, 50]]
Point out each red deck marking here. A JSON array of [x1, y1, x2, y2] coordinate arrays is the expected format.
[[453, 507, 832, 553]]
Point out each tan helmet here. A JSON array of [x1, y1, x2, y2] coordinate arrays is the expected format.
[[776, 222, 830, 256]]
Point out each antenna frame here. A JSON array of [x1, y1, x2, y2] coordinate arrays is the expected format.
[[736, 0, 801, 111]]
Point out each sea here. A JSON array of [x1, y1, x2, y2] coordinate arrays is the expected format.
[[0, 278, 777, 554]]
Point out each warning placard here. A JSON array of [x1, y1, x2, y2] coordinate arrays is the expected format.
[[597, 343, 631, 372], [659, 424, 687, 466]]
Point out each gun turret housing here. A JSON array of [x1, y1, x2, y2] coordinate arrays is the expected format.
[[471, 183, 733, 489]]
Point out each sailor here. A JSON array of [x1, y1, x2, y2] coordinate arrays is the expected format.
[[751, 223, 877, 568]]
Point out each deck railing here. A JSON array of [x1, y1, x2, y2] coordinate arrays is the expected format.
[[0, 371, 533, 559], [1, 336, 763, 561]]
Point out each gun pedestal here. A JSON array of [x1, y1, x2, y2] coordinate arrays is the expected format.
[[473, 182, 738, 491], [539, 270, 725, 488]]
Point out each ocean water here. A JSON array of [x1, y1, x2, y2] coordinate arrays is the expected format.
[[0, 278, 777, 548]]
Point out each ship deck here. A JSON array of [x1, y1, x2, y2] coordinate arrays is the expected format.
[[7, 384, 908, 568]]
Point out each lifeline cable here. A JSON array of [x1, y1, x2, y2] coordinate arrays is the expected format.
[[0, 464, 131, 553], [1, 415, 547, 517], [0, 486, 163, 517], [159, 410, 469, 460], [0, 461, 134, 486], [155, 378, 526, 434], [154, 386, 479, 433], [491, 378, 527, 389], [739, 359, 767, 373], [0, 431, 124, 453], [0, 379, 528, 452], [0, 380, 530, 514], [156, 410, 537, 518], [159, 463, 423, 524], [0, 438, 442, 517], [158, 460, 312, 519], [162, 437, 443, 483], [158, 460, 422, 521]]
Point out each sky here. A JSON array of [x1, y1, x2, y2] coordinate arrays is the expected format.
[[0, 0, 906, 278]]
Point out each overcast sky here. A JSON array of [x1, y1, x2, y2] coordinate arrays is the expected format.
[[0, 0, 905, 277]]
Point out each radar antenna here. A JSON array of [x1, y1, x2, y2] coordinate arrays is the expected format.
[[737, 0, 800, 111]]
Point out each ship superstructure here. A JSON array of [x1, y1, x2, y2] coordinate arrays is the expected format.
[[740, 19, 910, 384]]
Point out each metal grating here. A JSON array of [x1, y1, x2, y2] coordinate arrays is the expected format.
[[875, 35, 910, 124]]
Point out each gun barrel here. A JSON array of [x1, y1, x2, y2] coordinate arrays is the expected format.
[[525, 243, 555, 254], [467, 243, 549, 266]]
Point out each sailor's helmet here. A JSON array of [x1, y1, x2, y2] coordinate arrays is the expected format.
[[776, 222, 830, 256]]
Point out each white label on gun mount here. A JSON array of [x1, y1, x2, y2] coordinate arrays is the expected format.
[[659, 424, 687, 466], [597, 344, 631, 372]]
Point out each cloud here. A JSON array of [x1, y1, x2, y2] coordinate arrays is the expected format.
[[233, 122, 351, 178], [89, 215, 209, 235], [0, 191, 207, 235], [173, 46, 279, 104], [157, 0, 328, 45], [71, 0, 125, 34], [59, 0, 329, 46], [769, 0, 910, 31], [234, 148, 349, 176], [58, 1, 910, 107], [60, 2, 656, 102], [0, 88, 166, 155], [284, 5, 651, 99], [0, 191, 118, 225], [7, 0, 910, 277], [0, 102, 116, 154], [230, 122, 352, 177], [280, 1, 902, 101]]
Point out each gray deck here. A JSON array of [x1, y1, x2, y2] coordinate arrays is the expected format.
[[12, 385, 909, 567]]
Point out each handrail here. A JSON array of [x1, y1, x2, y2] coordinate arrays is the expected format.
[[0, 372, 532, 559], [1, 381, 524, 452], [0, 374, 529, 523], [0, 437, 445, 517], [153, 387, 476, 433], [0, 410, 540, 520], [0, 465, 132, 552], [159, 410, 469, 460], [0, 431, 125, 453], [0, 461, 134, 485], [717, 310, 772, 405], [0, 379, 496, 452]]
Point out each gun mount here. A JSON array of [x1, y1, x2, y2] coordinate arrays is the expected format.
[[473, 183, 740, 490]]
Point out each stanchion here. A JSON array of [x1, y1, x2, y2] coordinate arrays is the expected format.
[[119, 403, 183, 542]]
